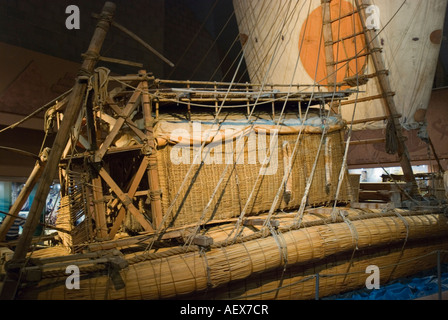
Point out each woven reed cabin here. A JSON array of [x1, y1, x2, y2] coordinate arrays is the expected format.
[[0, 0, 448, 301]]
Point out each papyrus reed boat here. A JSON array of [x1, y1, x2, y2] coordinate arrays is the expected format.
[[1, 0, 447, 300]]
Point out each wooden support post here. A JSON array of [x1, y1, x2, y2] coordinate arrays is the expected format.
[[355, 0, 419, 197], [0, 148, 49, 241], [85, 91, 98, 151], [1, 2, 116, 300], [140, 70, 163, 229], [91, 176, 109, 240], [214, 83, 219, 115], [428, 137, 445, 174], [187, 80, 191, 121], [246, 83, 250, 116]]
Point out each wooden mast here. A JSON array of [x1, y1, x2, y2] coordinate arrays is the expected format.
[[0, 1, 116, 300], [140, 70, 163, 228], [354, 0, 419, 197], [321, 0, 337, 87]]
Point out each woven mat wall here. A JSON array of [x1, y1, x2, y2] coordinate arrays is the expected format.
[[156, 129, 351, 228], [56, 169, 93, 253], [56, 194, 92, 253]]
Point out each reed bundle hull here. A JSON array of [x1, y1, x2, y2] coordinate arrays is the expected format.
[[16, 208, 448, 300]]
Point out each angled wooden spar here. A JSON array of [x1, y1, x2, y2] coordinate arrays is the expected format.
[[106, 97, 147, 142], [98, 168, 153, 232], [354, 0, 419, 197], [0, 148, 49, 241], [91, 13, 175, 68], [94, 85, 142, 162], [4, 2, 117, 272], [108, 156, 150, 238]]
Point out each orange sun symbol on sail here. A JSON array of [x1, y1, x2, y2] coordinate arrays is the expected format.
[[299, 0, 367, 88]]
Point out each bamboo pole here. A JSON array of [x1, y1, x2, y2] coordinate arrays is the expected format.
[[0, 1, 116, 300], [340, 93, 394, 106], [347, 138, 386, 146], [329, 8, 360, 24], [347, 114, 401, 125], [0, 210, 69, 235], [155, 79, 344, 88]]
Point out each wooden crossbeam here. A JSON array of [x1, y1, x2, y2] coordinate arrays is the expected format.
[[328, 31, 365, 45], [94, 84, 142, 162], [340, 92, 394, 106], [108, 156, 150, 238], [107, 97, 147, 142], [348, 138, 386, 146], [99, 167, 153, 232], [328, 51, 370, 66], [329, 9, 360, 24], [81, 53, 143, 68]]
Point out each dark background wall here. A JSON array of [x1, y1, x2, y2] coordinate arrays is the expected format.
[[0, 0, 247, 178], [0, 0, 245, 81], [0, 0, 447, 178]]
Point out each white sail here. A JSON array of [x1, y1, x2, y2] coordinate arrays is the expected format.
[[233, 0, 447, 130]]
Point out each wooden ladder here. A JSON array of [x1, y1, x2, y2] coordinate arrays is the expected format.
[[321, 0, 420, 199]]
